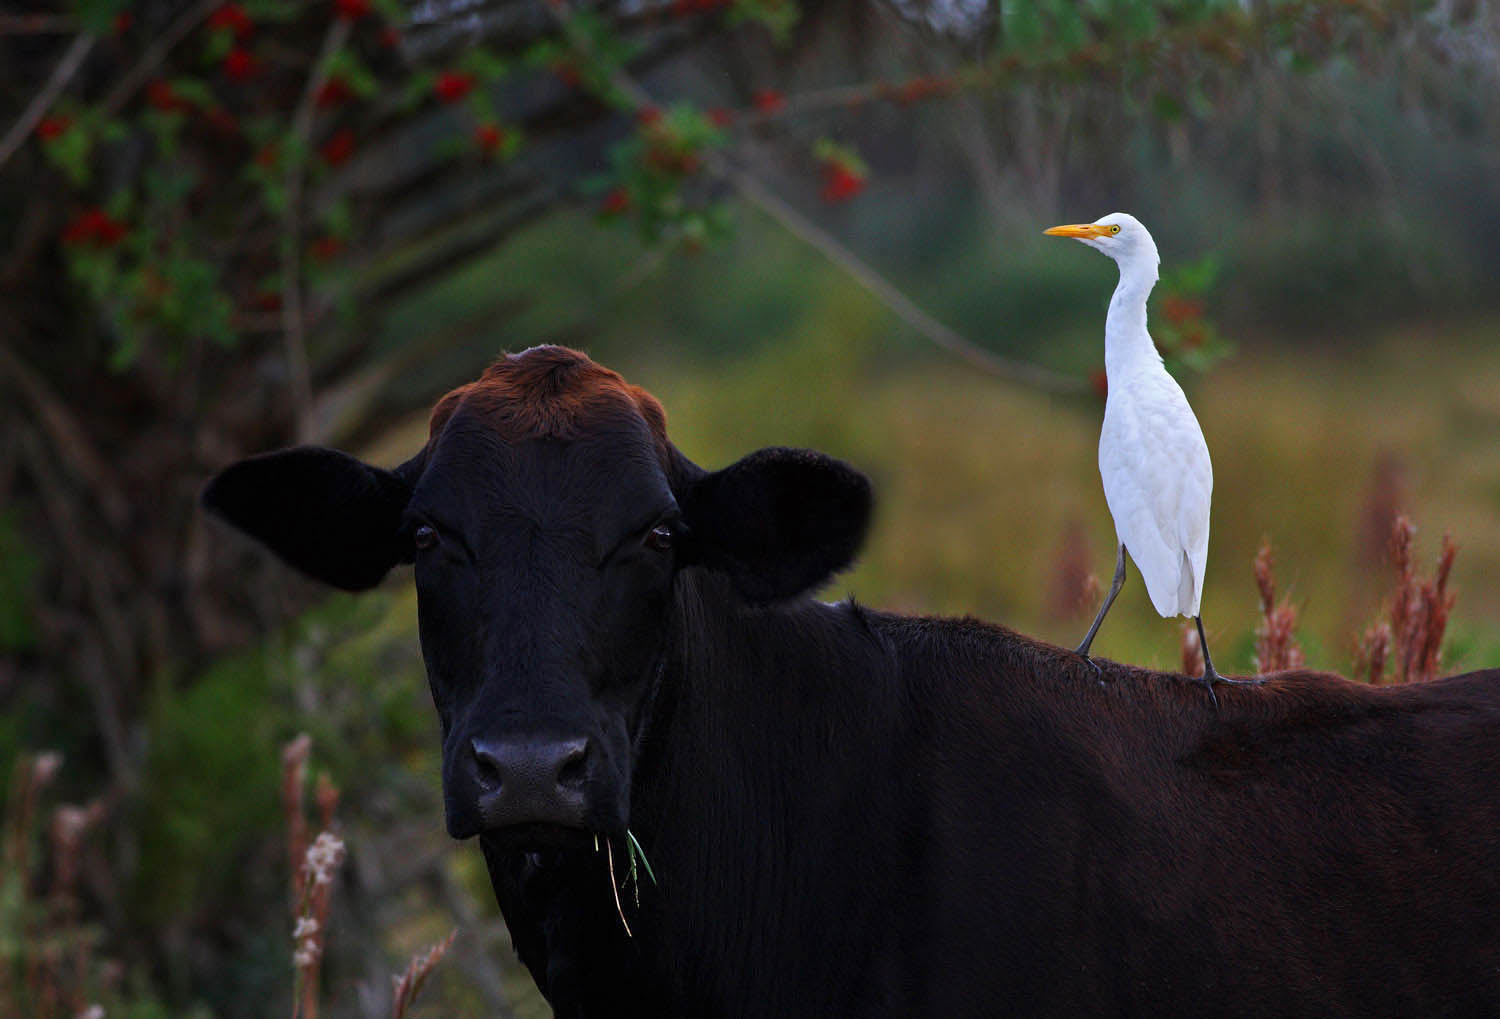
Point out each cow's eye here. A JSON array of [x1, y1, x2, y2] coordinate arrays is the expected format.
[[646, 524, 674, 552], [413, 524, 439, 550]]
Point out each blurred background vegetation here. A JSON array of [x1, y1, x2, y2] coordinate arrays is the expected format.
[[3, 0, 1499, 1014]]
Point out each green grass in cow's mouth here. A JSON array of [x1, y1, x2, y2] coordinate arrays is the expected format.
[[597, 828, 658, 937]]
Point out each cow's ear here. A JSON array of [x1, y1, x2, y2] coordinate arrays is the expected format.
[[202, 446, 419, 591], [679, 446, 871, 603]]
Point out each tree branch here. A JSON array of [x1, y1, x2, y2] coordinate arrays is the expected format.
[[0, 339, 131, 529], [0, 32, 96, 172], [546, 1, 1088, 394], [100, 0, 221, 117], [0, 13, 75, 35], [723, 165, 1087, 393]]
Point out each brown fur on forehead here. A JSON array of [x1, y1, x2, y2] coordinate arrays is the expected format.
[[428, 346, 668, 453]]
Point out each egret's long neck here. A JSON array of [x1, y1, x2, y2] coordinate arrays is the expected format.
[[1104, 253, 1160, 378]]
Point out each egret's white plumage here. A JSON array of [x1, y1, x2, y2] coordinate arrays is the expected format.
[[1046, 212, 1233, 687]]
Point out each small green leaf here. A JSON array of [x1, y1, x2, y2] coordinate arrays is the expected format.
[[626, 830, 657, 887], [460, 47, 507, 81]]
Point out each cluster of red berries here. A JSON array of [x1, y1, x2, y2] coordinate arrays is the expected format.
[[37, 116, 72, 140], [62, 209, 129, 248], [820, 161, 865, 204], [434, 71, 475, 104]]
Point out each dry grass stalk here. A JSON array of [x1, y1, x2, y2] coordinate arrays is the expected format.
[[1388, 517, 1415, 662], [1359, 451, 1406, 569], [283, 733, 345, 1019], [281, 733, 311, 908], [2, 754, 110, 1019], [314, 771, 339, 831], [4, 751, 61, 876], [1252, 538, 1305, 674], [390, 929, 459, 1019], [1367, 516, 1457, 684], [1354, 622, 1392, 685], [1180, 621, 1204, 677], [1047, 518, 1100, 621], [290, 831, 345, 1019]]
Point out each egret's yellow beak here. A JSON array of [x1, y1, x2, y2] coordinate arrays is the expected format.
[[1044, 223, 1111, 239]]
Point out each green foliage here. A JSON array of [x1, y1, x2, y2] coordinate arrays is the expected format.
[[729, 0, 802, 43], [1152, 254, 1235, 375], [0, 512, 39, 652], [69, 0, 129, 33], [599, 105, 731, 246], [132, 659, 283, 927], [459, 46, 509, 82]]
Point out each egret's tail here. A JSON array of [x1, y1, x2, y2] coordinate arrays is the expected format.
[[1176, 549, 1199, 618]]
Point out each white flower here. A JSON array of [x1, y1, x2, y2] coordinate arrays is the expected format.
[[76, 1006, 105, 1019], [293, 943, 321, 969], [302, 832, 346, 885], [293, 916, 319, 940]]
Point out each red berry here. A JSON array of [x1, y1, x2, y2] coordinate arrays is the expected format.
[[113, 11, 133, 35], [146, 79, 188, 112], [707, 107, 734, 128], [203, 107, 239, 134], [334, 0, 371, 20], [637, 106, 662, 127], [820, 163, 865, 204], [309, 236, 343, 261], [378, 26, 401, 48], [433, 71, 475, 104], [315, 76, 353, 109], [61, 208, 128, 248], [320, 129, 356, 167], [599, 188, 630, 216], [207, 3, 253, 39], [752, 89, 785, 114], [36, 115, 71, 140], [1161, 295, 1204, 325], [94, 213, 128, 246], [474, 123, 505, 156], [223, 48, 258, 80]]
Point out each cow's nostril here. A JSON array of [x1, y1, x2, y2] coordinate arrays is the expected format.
[[471, 739, 503, 789], [556, 738, 589, 789]]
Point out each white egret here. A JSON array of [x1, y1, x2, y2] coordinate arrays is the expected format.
[[1044, 212, 1258, 700]]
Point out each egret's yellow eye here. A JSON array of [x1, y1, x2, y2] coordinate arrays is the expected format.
[[1109, 225, 1121, 235]]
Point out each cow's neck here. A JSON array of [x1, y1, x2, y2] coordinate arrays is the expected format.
[[624, 572, 908, 1011]]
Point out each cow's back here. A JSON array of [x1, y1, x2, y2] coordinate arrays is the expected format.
[[894, 625, 1500, 1018]]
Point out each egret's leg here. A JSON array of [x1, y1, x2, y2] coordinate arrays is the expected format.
[[1195, 616, 1265, 699], [1076, 544, 1127, 663]]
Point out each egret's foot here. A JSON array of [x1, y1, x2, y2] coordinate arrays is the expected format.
[[1197, 666, 1266, 708], [1209, 675, 1266, 688], [1078, 653, 1103, 679]]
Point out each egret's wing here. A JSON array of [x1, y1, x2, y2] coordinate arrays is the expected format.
[[1175, 418, 1212, 617], [1099, 370, 1211, 618]]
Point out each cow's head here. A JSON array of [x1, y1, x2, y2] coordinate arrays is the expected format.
[[203, 346, 870, 848]]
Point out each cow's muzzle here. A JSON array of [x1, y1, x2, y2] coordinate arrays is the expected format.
[[468, 735, 592, 835]]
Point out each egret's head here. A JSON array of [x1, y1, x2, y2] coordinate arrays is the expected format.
[[1044, 212, 1159, 273]]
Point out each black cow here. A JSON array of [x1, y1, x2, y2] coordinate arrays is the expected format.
[[205, 345, 1500, 1017]]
